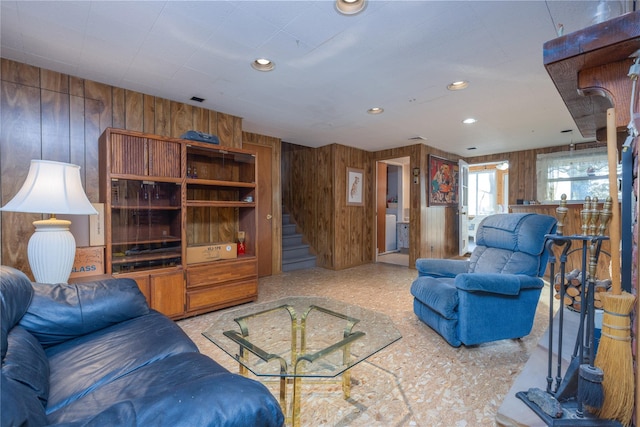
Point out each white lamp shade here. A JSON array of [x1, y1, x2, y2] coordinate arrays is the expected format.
[[1, 160, 97, 215], [1, 160, 97, 284]]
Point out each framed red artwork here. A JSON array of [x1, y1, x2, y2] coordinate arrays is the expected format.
[[428, 155, 459, 206]]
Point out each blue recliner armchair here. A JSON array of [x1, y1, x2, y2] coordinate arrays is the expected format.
[[410, 213, 557, 347]]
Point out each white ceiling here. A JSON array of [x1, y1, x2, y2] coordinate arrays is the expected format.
[[1, 1, 633, 156]]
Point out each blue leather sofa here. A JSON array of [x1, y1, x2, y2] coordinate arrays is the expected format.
[[410, 213, 557, 347], [1, 265, 284, 427]]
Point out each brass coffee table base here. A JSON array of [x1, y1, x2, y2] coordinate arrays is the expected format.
[[202, 297, 402, 427], [223, 303, 363, 426]]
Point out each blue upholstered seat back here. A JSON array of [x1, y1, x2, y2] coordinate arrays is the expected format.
[[469, 213, 556, 277]]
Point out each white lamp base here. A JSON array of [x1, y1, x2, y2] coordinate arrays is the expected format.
[[28, 218, 76, 284]]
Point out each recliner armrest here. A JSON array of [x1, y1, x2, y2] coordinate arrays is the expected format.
[[416, 258, 469, 278], [455, 273, 543, 295]]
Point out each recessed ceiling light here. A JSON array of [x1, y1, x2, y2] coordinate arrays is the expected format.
[[251, 58, 275, 72], [447, 80, 469, 91], [335, 0, 366, 15], [462, 118, 477, 124], [367, 107, 384, 115]]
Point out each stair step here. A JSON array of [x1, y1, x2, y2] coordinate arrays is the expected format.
[[282, 254, 317, 272], [282, 233, 303, 245], [282, 244, 311, 259], [281, 211, 315, 272], [282, 223, 297, 235]]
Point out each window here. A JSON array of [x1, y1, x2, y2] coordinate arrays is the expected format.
[[536, 147, 619, 203], [469, 170, 496, 216]]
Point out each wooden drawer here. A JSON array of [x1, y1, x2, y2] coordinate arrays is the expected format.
[[187, 279, 257, 312], [186, 258, 256, 289]]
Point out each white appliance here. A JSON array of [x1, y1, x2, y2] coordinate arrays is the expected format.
[[385, 214, 397, 252]]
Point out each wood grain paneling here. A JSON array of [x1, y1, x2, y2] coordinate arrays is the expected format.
[[40, 69, 68, 93], [69, 95, 85, 175], [125, 90, 144, 132], [155, 97, 170, 135], [1, 60, 39, 87], [0, 58, 247, 276], [41, 89, 70, 162], [169, 101, 192, 138], [143, 94, 155, 134], [1, 79, 43, 273], [112, 87, 125, 129]]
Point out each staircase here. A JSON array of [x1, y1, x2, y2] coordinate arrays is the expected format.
[[282, 212, 316, 272]]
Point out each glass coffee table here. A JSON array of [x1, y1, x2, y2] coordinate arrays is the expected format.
[[202, 296, 402, 426]]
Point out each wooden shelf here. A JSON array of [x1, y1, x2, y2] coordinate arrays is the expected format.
[[110, 173, 183, 184], [186, 178, 255, 188], [112, 205, 180, 210], [186, 200, 256, 208], [112, 251, 182, 265], [100, 127, 258, 319], [543, 11, 640, 137]]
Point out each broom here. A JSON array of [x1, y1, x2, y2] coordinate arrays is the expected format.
[[593, 107, 636, 426]]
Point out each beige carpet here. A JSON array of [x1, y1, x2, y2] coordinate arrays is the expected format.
[[178, 263, 551, 427]]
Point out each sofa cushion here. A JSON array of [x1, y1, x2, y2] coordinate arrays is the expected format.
[[410, 276, 458, 319], [45, 311, 198, 413], [3, 325, 49, 406], [46, 352, 284, 427], [19, 278, 149, 348], [0, 265, 33, 361], [1, 372, 47, 427]]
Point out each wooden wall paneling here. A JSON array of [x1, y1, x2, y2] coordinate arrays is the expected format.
[[1, 59, 262, 274], [69, 76, 84, 98], [363, 151, 375, 263], [143, 94, 155, 134], [112, 87, 125, 129], [0, 80, 43, 275], [40, 69, 68, 93], [83, 98, 104, 202], [411, 144, 425, 267], [1, 59, 39, 87], [270, 137, 282, 274], [208, 111, 219, 139], [334, 145, 346, 269], [40, 89, 70, 162], [316, 145, 333, 268], [84, 80, 113, 135], [155, 97, 170, 136], [192, 106, 209, 134], [170, 101, 192, 138], [233, 115, 242, 148], [69, 96, 86, 175], [125, 90, 144, 132], [216, 112, 235, 148]]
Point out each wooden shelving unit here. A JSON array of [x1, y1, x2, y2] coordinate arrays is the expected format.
[[99, 128, 258, 319]]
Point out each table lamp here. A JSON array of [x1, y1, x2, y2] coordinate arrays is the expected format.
[[0, 160, 98, 284]]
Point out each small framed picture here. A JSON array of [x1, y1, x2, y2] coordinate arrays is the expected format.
[[346, 167, 364, 206], [428, 155, 459, 206]]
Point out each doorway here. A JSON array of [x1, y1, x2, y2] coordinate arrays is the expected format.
[[376, 157, 410, 267], [467, 160, 509, 253]]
